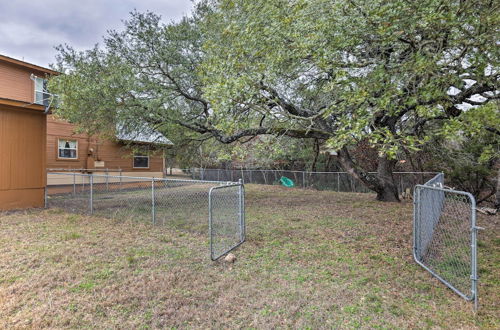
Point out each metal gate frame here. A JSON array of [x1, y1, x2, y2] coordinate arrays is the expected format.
[[208, 180, 246, 260], [413, 173, 481, 309]]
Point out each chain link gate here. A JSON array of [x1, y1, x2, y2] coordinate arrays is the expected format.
[[413, 173, 482, 309], [46, 172, 245, 261], [209, 182, 245, 260]]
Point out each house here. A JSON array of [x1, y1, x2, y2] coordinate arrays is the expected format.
[[46, 115, 173, 180], [0, 54, 57, 210]]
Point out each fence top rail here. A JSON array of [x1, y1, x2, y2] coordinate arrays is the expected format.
[[48, 172, 239, 185], [191, 168, 439, 175], [414, 183, 476, 201], [47, 168, 123, 172], [209, 182, 243, 192]]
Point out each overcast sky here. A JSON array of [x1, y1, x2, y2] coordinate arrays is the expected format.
[[0, 0, 194, 68]]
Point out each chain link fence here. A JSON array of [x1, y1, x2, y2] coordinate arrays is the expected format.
[[209, 184, 245, 260], [46, 172, 245, 260], [188, 168, 437, 195], [414, 173, 481, 309]]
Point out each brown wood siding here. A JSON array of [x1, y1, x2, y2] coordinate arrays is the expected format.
[[94, 141, 164, 172], [47, 116, 164, 172], [0, 189, 45, 210], [47, 116, 88, 168], [0, 61, 47, 104], [0, 107, 46, 210]]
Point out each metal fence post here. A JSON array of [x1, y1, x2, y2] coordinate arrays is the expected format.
[[89, 174, 93, 215], [106, 169, 109, 191], [73, 172, 76, 196], [151, 178, 156, 225], [399, 174, 403, 197], [44, 186, 48, 208], [337, 173, 340, 192], [302, 171, 305, 188], [413, 186, 420, 259], [471, 196, 478, 310], [208, 186, 213, 259], [238, 179, 245, 241]]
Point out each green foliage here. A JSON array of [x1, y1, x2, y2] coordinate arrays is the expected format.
[[49, 9, 212, 143], [202, 0, 499, 156], [425, 128, 499, 203], [48, 0, 499, 196], [175, 135, 322, 169], [435, 103, 499, 202], [442, 103, 500, 145]]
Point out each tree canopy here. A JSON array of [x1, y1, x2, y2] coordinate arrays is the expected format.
[[49, 0, 499, 201]]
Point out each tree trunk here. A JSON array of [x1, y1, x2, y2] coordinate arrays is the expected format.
[[337, 147, 400, 202], [311, 139, 320, 172], [375, 155, 400, 202], [325, 154, 332, 172]]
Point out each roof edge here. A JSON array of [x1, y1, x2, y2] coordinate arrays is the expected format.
[[117, 138, 174, 146], [0, 54, 59, 76]]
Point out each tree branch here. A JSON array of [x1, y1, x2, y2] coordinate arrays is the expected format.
[[174, 120, 331, 144], [259, 83, 315, 118], [156, 64, 209, 113]]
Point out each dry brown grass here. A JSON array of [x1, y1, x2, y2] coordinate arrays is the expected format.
[[0, 184, 498, 329]]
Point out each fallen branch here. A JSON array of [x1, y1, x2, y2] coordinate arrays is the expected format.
[[476, 207, 497, 215]]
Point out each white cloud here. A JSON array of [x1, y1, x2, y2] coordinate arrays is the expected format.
[[0, 22, 66, 47], [0, 0, 194, 67]]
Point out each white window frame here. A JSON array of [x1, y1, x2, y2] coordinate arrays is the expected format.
[[133, 153, 150, 169], [57, 139, 78, 160], [34, 76, 49, 106]]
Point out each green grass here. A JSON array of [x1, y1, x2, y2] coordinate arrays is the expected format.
[[0, 184, 498, 328], [62, 232, 82, 240]]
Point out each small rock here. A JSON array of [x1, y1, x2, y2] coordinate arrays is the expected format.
[[224, 253, 236, 263]]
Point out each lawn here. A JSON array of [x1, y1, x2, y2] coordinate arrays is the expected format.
[[0, 185, 498, 328]]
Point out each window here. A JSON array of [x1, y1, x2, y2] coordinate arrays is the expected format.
[[58, 139, 78, 159], [34, 77, 49, 106], [133, 154, 149, 168]]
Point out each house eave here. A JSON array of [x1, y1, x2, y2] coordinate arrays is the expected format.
[[0, 97, 46, 112], [0, 54, 59, 76]]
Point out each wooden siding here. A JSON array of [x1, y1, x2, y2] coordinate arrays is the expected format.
[[0, 107, 46, 210], [47, 116, 165, 172], [0, 60, 49, 104], [47, 116, 88, 168]]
